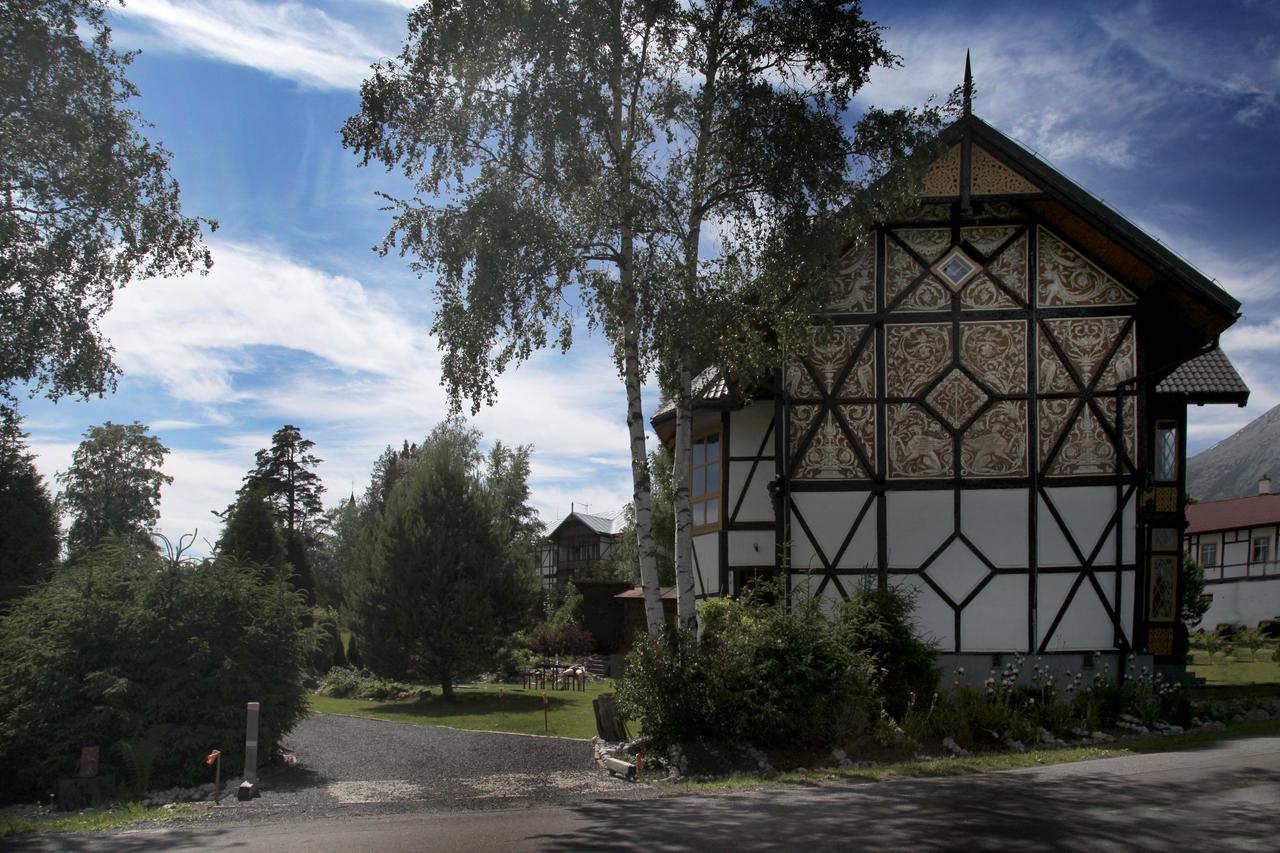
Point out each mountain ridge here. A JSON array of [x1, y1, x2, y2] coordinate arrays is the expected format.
[[1186, 403, 1280, 502]]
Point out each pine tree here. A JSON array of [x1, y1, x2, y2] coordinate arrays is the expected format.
[[0, 413, 60, 602], [240, 425, 325, 537]]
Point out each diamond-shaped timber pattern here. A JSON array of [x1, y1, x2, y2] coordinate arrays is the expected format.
[[926, 369, 988, 429]]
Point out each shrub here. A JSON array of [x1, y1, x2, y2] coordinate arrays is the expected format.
[[317, 667, 417, 701], [0, 541, 312, 802], [560, 624, 596, 658], [840, 581, 939, 719], [617, 586, 881, 749]]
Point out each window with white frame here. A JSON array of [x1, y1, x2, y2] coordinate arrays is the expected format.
[[1200, 542, 1218, 566], [1252, 535, 1271, 564]]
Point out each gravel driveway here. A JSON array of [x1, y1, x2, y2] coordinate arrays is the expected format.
[[229, 712, 641, 820]]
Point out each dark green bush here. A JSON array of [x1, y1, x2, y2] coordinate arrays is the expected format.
[[617, 586, 881, 748], [840, 581, 939, 719], [0, 540, 313, 802]]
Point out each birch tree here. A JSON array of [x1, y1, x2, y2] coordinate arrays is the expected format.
[[343, 0, 675, 634], [651, 2, 948, 630]]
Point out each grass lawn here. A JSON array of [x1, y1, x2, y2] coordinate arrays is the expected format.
[[1187, 646, 1280, 686], [0, 802, 194, 838], [310, 681, 622, 740]]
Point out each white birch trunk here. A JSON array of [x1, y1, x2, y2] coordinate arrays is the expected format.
[[673, 363, 697, 631], [622, 293, 666, 637]]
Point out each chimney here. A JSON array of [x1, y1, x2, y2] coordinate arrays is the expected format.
[[1261, 475, 1273, 496]]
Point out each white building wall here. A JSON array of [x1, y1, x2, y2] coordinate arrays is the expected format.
[[1187, 522, 1280, 628]]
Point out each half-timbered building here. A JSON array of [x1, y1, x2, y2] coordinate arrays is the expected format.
[[652, 80, 1249, 669]]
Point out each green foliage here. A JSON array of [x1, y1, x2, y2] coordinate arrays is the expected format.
[[0, 413, 60, 604], [239, 425, 325, 537], [618, 588, 881, 748], [1176, 558, 1209, 660], [839, 580, 940, 719], [0, 540, 312, 801], [0, 0, 214, 410], [529, 623, 596, 660], [1236, 629, 1266, 662], [348, 422, 540, 700], [317, 667, 417, 701], [56, 421, 171, 558], [547, 583, 583, 630], [307, 608, 347, 676], [216, 486, 285, 568]]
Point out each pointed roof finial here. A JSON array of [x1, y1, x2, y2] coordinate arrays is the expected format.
[[963, 50, 973, 118]]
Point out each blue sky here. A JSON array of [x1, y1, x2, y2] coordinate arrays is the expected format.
[[20, 0, 1280, 548]]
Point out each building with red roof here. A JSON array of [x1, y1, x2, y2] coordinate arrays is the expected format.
[[1185, 477, 1280, 628]]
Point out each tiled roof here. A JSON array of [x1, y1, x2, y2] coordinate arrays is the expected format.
[[1186, 492, 1280, 534], [651, 366, 732, 419], [1156, 348, 1249, 403]]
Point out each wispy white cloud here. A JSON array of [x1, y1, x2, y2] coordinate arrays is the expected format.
[[114, 0, 389, 90]]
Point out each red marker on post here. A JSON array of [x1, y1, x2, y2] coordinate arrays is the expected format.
[[205, 750, 223, 803]]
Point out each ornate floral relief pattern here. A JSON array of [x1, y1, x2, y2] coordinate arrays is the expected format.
[[986, 232, 1028, 303], [886, 324, 952, 397], [921, 145, 961, 197], [885, 241, 925, 305], [1042, 317, 1131, 391], [895, 228, 952, 265], [837, 403, 876, 471], [836, 336, 876, 398], [1038, 229, 1136, 307], [790, 405, 871, 480], [960, 321, 1026, 395], [971, 146, 1041, 195], [962, 401, 1027, 477], [1043, 403, 1117, 476], [888, 404, 954, 478], [1037, 398, 1076, 468], [785, 327, 872, 400], [961, 226, 1018, 258], [974, 201, 1023, 220], [960, 274, 1019, 310], [828, 243, 875, 313], [926, 369, 988, 429], [897, 276, 952, 312], [1095, 323, 1137, 391], [1099, 396, 1138, 465], [902, 203, 952, 222], [1037, 327, 1076, 393]]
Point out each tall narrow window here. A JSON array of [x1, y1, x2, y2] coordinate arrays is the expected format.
[[1200, 542, 1218, 567], [1154, 421, 1178, 481], [691, 432, 721, 532], [1252, 536, 1271, 564]]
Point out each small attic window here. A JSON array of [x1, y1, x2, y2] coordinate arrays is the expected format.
[[932, 247, 979, 291]]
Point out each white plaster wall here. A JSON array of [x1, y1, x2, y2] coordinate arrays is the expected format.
[[1039, 487, 1128, 567], [896, 575, 955, 651], [730, 403, 773, 457], [961, 489, 1029, 568], [1202, 579, 1280, 628], [887, 491, 952, 567], [1038, 574, 1115, 651], [727, 460, 773, 523], [1224, 542, 1250, 579], [790, 492, 878, 569], [692, 533, 719, 597], [960, 574, 1028, 651], [728, 530, 775, 567], [927, 539, 991, 605]]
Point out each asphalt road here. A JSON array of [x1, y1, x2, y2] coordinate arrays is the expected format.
[[14, 734, 1279, 851]]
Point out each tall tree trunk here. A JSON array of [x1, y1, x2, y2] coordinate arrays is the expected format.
[[622, 291, 666, 637], [673, 362, 697, 630], [609, 1, 664, 637]]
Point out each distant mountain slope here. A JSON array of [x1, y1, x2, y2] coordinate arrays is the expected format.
[[1186, 404, 1280, 502]]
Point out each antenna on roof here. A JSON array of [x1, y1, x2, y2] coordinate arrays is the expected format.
[[963, 50, 973, 118]]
